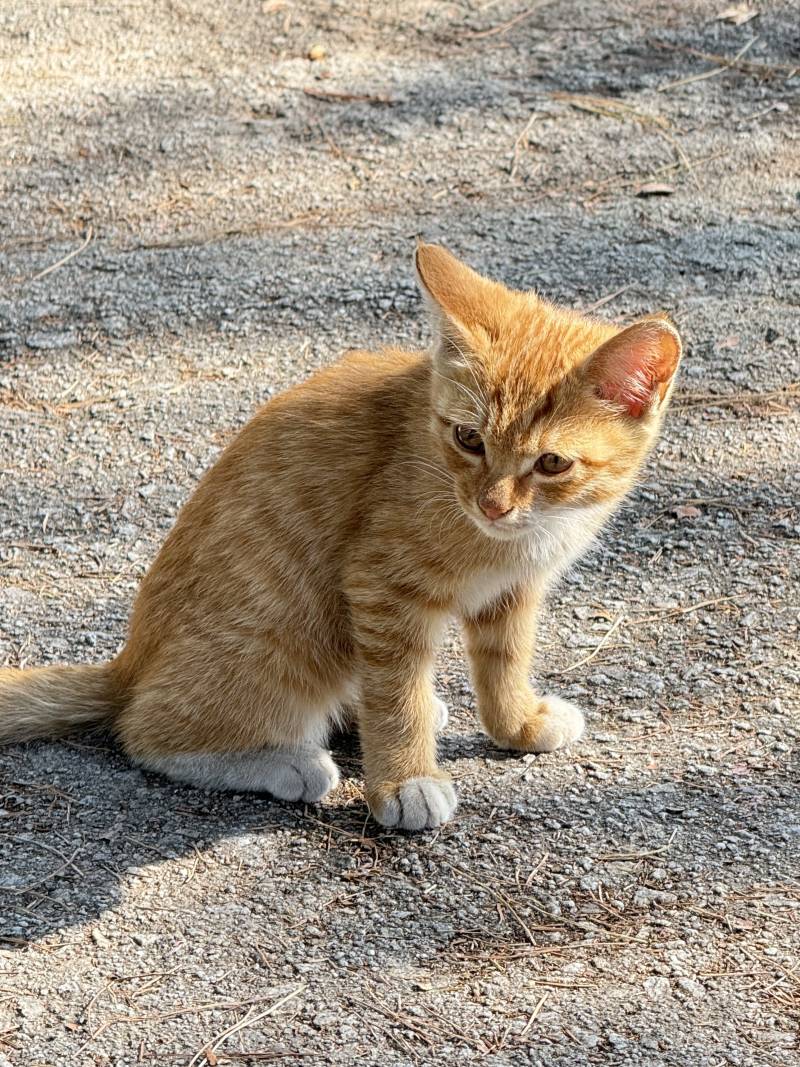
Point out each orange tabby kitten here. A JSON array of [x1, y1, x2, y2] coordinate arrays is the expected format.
[[0, 244, 681, 830]]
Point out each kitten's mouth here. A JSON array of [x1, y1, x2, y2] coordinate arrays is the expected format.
[[451, 490, 526, 541], [466, 506, 526, 541]]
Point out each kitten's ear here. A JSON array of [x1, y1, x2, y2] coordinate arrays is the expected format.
[[584, 317, 682, 419], [414, 242, 495, 363], [415, 242, 489, 325]]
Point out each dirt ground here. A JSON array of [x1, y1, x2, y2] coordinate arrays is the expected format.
[[1, 2, 798, 1065]]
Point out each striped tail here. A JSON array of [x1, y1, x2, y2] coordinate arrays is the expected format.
[[0, 663, 119, 742]]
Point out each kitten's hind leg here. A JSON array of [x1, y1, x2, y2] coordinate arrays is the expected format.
[[139, 744, 340, 803]]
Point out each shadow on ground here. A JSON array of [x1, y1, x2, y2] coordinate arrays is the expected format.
[[2, 722, 796, 947]]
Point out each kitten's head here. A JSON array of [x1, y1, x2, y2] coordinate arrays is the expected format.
[[416, 242, 682, 543]]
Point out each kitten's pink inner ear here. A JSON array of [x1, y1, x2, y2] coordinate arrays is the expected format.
[[589, 319, 682, 418]]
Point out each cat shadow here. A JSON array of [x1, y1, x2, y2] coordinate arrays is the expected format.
[[2, 722, 795, 960]]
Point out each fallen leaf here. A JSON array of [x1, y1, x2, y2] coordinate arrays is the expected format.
[[673, 505, 701, 519], [636, 182, 675, 197], [715, 3, 759, 25]]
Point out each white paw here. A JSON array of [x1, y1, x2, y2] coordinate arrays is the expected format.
[[263, 747, 340, 803], [531, 695, 585, 752], [371, 776, 457, 831], [433, 695, 449, 734]]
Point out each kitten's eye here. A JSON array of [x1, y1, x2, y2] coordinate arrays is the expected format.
[[535, 453, 573, 476], [454, 425, 484, 454]]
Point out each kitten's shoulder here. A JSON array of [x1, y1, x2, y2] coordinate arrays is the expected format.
[[335, 346, 426, 379], [291, 346, 429, 403]]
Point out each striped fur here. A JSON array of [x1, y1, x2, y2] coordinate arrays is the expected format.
[[0, 243, 681, 830]]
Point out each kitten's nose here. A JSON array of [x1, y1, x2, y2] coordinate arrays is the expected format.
[[480, 502, 512, 521]]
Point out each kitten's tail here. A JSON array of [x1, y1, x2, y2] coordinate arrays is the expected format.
[[0, 664, 121, 743]]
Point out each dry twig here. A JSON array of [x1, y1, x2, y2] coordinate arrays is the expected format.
[[509, 113, 538, 178], [552, 92, 705, 192], [77, 993, 298, 1055], [303, 87, 396, 106], [189, 986, 305, 1067], [586, 149, 728, 204], [468, 3, 550, 40], [675, 381, 800, 411], [25, 226, 94, 285], [562, 612, 626, 673], [582, 284, 634, 313], [518, 992, 549, 1039], [10, 846, 83, 894], [597, 831, 678, 862], [653, 37, 798, 77], [552, 92, 670, 130], [634, 594, 745, 626], [658, 36, 759, 93]]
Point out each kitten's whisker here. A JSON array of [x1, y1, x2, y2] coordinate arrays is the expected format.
[[443, 338, 490, 412], [400, 458, 453, 487], [431, 367, 487, 421]]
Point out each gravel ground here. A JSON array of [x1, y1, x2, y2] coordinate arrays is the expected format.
[[1, 2, 799, 1065]]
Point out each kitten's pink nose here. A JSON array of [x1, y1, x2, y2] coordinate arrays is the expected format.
[[480, 502, 512, 521]]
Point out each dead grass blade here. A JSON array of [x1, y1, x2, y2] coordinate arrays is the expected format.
[[561, 612, 626, 673], [552, 92, 670, 130], [302, 87, 396, 106], [658, 36, 759, 92], [24, 226, 94, 285], [468, 3, 550, 40], [188, 986, 305, 1067], [675, 382, 800, 411]]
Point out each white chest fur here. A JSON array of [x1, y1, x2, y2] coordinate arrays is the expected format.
[[454, 564, 523, 617], [453, 503, 612, 618]]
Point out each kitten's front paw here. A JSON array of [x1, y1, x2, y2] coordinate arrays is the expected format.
[[433, 695, 449, 734], [369, 776, 457, 831], [497, 695, 585, 753]]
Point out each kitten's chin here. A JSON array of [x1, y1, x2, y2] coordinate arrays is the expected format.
[[465, 511, 528, 542], [465, 500, 613, 552]]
